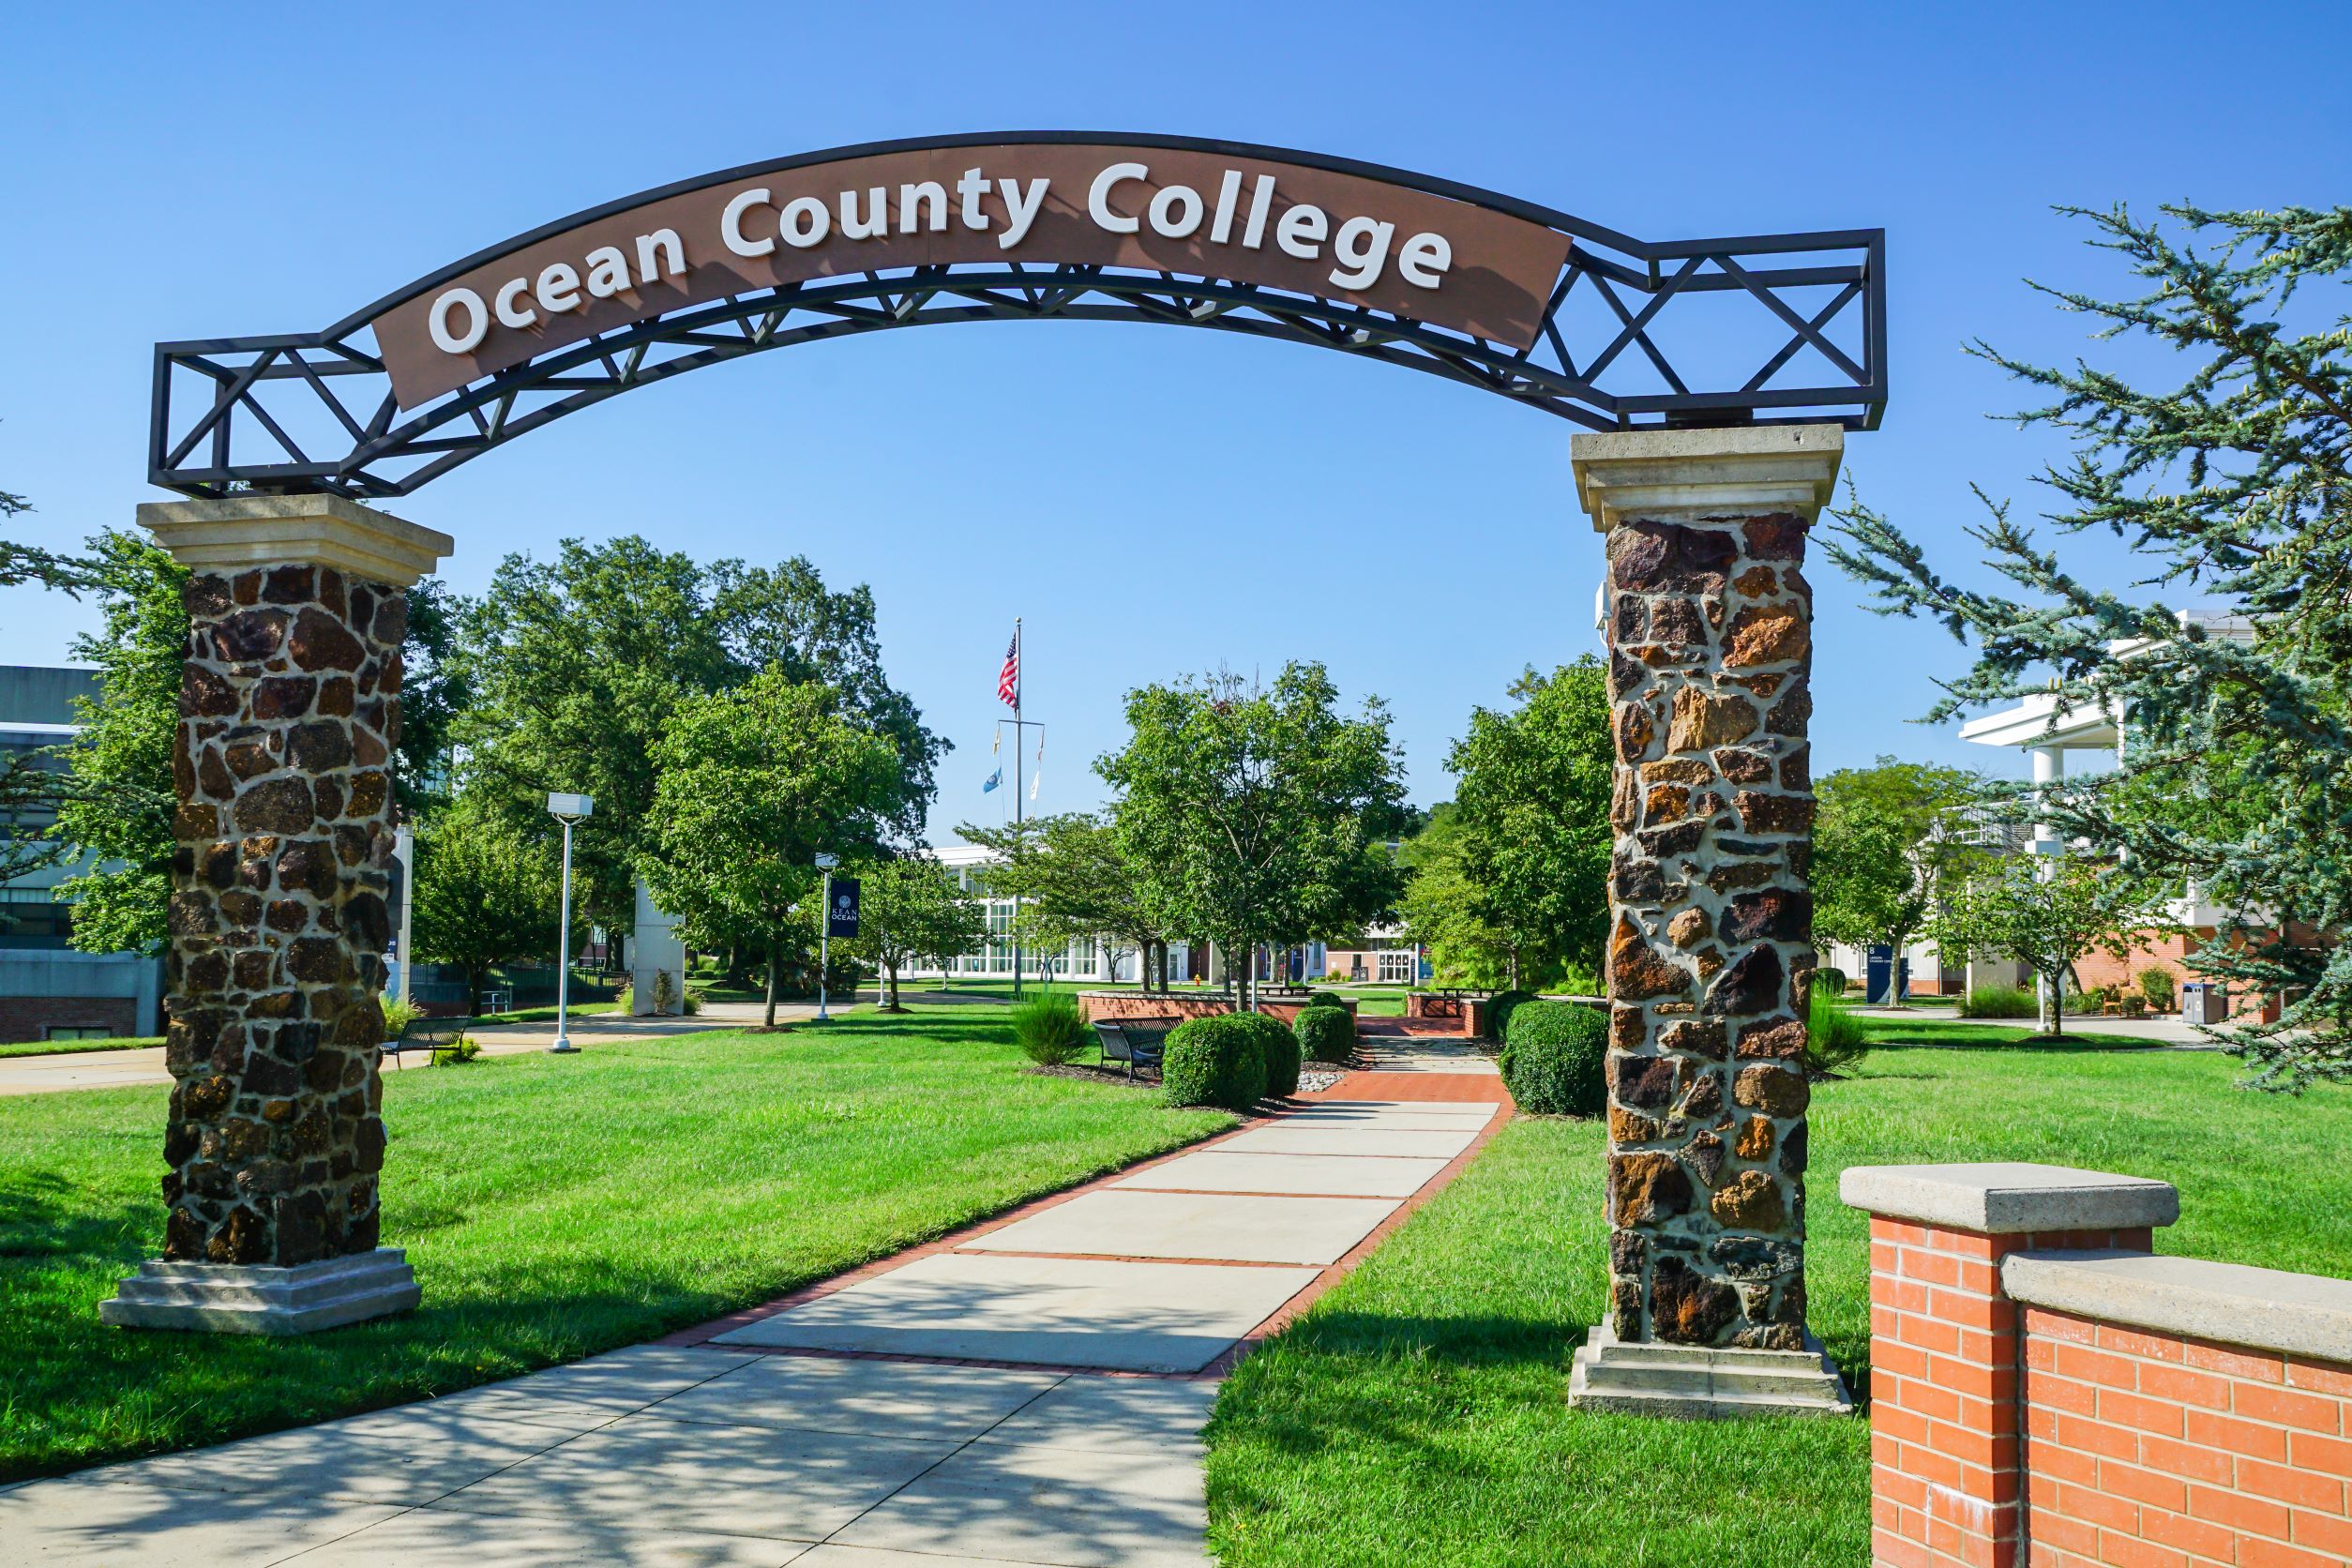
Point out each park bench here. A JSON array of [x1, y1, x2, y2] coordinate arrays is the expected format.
[[384, 1016, 470, 1069], [1092, 1017, 1177, 1078]]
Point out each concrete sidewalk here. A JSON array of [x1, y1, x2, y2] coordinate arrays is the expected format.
[[0, 1001, 827, 1097], [2, 1043, 1509, 1565]]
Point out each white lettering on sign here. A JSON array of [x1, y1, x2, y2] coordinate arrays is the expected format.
[[419, 159, 1459, 368]]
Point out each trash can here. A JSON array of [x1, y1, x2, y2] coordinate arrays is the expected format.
[[2180, 983, 2227, 1025]]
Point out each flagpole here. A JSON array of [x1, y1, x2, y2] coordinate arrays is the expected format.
[[1011, 617, 1023, 1001]]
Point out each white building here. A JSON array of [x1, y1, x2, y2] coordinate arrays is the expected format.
[[0, 667, 165, 1042]]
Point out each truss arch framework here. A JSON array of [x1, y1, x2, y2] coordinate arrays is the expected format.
[[148, 131, 1887, 500]]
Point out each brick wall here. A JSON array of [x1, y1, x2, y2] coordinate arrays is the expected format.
[[1866, 1216, 2154, 1568], [0, 996, 138, 1044], [1075, 991, 1352, 1028], [2019, 1308, 2351, 1568], [1847, 1164, 2352, 1568]]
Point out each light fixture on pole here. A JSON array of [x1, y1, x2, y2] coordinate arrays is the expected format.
[[813, 852, 839, 1022], [547, 792, 594, 1053]]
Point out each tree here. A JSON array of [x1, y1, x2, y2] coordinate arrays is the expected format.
[[1435, 660, 1615, 985], [956, 811, 1175, 990], [392, 579, 469, 817], [1396, 805, 1523, 988], [408, 799, 565, 1016], [0, 466, 94, 595], [640, 669, 904, 1026], [53, 533, 186, 956], [1929, 856, 2164, 1036], [456, 539, 942, 966], [1096, 663, 1407, 1009], [1827, 203, 2352, 1086], [1812, 759, 1992, 1005], [848, 855, 987, 1010]]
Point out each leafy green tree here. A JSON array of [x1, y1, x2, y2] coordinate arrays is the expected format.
[[53, 533, 185, 956], [1928, 856, 2164, 1037], [1396, 805, 1521, 988], [1828, 203, 2352, 1086], [456, 539, 941, 966], [640, 669, 904, 1026], [848, 856, 987, 1010], [409, 798, 565, 1016], [1439, 660, 1615, 984], [1096, 663, 1407, 1010], [0, 469, 93, 594], [392, 579, 468, 817], [1812, 759, 1991, 1005], [957, 811, 1175, 990]]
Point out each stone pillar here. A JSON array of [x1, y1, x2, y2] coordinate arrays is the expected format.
[[100, 495, 452, 1334], [1564, 427, 1852, 1416]]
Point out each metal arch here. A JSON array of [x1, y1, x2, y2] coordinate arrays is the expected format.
[[147, 133, 1888, 499]]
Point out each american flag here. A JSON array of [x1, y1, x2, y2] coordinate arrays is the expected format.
[[997, 632, 1019, 709]]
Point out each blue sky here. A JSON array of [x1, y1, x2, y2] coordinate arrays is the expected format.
[[4, 1, 2346, 841]]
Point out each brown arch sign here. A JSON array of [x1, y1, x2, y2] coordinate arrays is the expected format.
[[374, 140, 1574, 408]]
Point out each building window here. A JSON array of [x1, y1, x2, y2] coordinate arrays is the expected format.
[[43, 1025, 113, 1041], [1378, 950, 1415, 984]]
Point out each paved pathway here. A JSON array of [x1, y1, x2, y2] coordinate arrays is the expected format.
[[1843, 1005, 2224, 1048], [1, 1041, 1507, 1566], [0, 1000, 821, 1097]]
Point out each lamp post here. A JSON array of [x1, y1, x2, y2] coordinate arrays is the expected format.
[[814, 852, 838, 1023], [547, 792, 594, 1053]]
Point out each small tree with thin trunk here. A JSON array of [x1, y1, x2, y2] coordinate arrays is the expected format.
[[957, 811, 1173, 992], [1812, 760, 1992, 1006], [641, 668, 903, 1027], [409, 799, 565, 1016], [849, 856, 987, 1010], [1096, 664, 1406, 1013], [1928, 855, 2165, 1036]]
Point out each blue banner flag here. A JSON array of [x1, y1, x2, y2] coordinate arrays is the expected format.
[[983, 767, 1001, 793]]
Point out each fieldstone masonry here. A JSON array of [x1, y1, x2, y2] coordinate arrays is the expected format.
[[102, 496, 450, 1332], [1567, 427, 1851, 1415]]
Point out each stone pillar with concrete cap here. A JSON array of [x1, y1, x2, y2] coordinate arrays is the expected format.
[[1566, 426, 1850, 1415], [100, 495, 452, 1334]]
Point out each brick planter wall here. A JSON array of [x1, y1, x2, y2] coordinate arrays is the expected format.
[[1845, 1162, 2352, 1568], [1076, 991, 1354, 1028], [0, 996, 138, 1044]]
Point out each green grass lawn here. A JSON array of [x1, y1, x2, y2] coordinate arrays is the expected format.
[[0, 1006, 1231, 1482], [476, 1000, 624, 1025], [0, 1035, 162, 1060], [1205, 1046, 2352, 1567], [1848, 1010, 2174, 1050]]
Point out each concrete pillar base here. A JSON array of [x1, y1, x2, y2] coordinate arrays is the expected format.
[[1566, 1322, 1852, 1418], [98, 1246, 420, 1334]]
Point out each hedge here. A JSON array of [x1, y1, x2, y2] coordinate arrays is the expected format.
[[1294, 1004, 1356, 1064], [1499, 1000, 1607, 1116], [1163, 1014, 1272, 1111]]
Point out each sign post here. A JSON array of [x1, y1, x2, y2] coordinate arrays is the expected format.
[[547, 793, 594, 1053]]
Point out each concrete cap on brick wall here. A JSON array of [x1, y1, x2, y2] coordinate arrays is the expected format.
[[1839, 1162, 2179, 1233], [2003, 1252, 2352, 1366]]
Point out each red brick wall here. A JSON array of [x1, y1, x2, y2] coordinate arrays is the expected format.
[[1865, 1215, 2352, 1568], [0, 996, 138, 1045], [1075, 991, 1352, 1028], [2020, 1308, 2352, 1568], [1867, 1216, 2155, 1568]]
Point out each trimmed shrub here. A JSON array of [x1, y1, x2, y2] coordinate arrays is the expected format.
[[1814, 967, 1848, 998], [1499, 1001, 1607, 1116], [1485, 988, 1536, 1042], [2137, 968, 2177, 1013], [1804, 991, 1870, 1079], [1012, 993, 1088, 1065], [1963, 983, 2037, 1019], [1294, 1004, 1356, 1065], [1248, 1014, 1304, 1098], [1162, 1014, 1270, 1112]]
